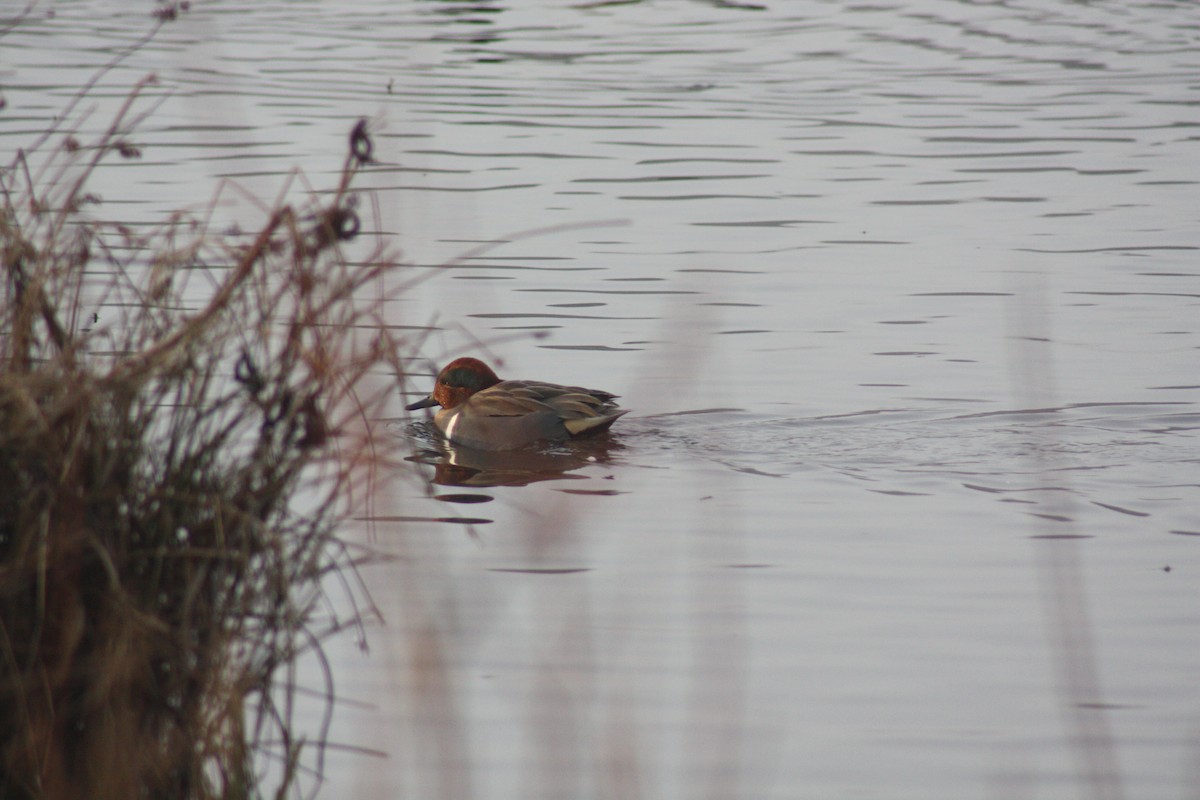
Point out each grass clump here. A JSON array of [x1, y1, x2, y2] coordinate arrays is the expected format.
[[0, 89, 400, 798]]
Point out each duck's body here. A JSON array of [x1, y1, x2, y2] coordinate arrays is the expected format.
[[406, 357, 626, 450]]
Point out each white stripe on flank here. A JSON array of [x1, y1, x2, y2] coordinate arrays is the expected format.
[[443, 411, 460, 443]]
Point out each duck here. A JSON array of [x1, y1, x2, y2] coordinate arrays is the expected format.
[[406, 357, 627, 450]]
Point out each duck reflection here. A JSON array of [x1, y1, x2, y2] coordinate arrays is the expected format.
[[406, 423, 624, 488]]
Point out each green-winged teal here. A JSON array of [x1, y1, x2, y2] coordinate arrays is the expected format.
[[406, 357, 627, 450]]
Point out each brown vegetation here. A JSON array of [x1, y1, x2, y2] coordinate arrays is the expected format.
[[0, 91, 401, 798]]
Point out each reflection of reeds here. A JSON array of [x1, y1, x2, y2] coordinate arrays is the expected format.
[[0, 89, 400, 797]]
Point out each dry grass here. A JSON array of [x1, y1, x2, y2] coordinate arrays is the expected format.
[[0, 81, 404, 798]]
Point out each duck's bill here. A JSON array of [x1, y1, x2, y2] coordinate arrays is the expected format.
[[406, 395, 439, 411]]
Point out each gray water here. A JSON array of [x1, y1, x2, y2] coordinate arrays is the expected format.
[[3, 1, 1198, 798]]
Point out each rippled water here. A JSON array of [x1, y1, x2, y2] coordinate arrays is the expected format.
[[3, 1, 1198, 797]]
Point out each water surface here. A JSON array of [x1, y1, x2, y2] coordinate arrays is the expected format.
[[3, 1, 1198, 797]]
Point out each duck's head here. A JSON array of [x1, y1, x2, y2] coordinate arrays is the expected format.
[[406, 357, 502, 411]]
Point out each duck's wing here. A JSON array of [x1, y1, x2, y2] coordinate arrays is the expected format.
[[494, 380, 621, 418], [454, 382, 626, 446], [464, 385, 549, 417]]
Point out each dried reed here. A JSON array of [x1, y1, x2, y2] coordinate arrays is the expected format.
[[0, 88, 401, 798]]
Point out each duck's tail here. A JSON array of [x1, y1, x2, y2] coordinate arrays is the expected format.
[[564, 410, 628, 437]]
